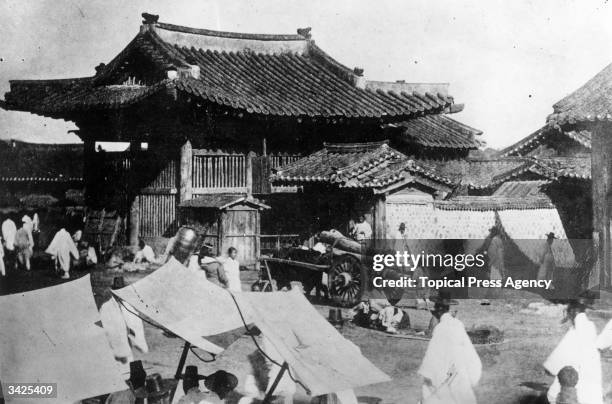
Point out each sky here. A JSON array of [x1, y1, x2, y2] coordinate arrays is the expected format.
[[0, 0, 611, 148]]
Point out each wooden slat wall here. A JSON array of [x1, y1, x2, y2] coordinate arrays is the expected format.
[[192, 154, 246, 189], [138, 194, 177, 237], [269, 154, 301, 169], [147, 159, 176, 188]]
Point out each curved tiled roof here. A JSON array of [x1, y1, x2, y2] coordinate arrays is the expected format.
[[6, 78, 173, 114], [498, 126, 591, 157], [418, 158, 534, 189], [434, 196, 555, 211], [547, 62, 612, 126], [3, 16, 456, 120], [388, 114, 482, 149], [533, 156, 591, 180], [271, 141, 454, 191], [492, 180, 550, 198]]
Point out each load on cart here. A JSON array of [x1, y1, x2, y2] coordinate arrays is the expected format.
[[257, 228, 406, 307]]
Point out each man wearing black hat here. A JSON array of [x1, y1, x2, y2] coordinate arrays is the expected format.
[[177, 366, 238, 404], [543, 297, 603, 404], [418, 294, 481, 404]]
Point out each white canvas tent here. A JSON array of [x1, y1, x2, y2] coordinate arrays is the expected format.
[[112, 258, 391, 397], [0, 275, 126, 403]]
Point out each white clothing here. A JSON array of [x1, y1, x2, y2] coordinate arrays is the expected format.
[[32, 213, 40, 232], [134, 245, 156, 263], [352, 221, 372, 241], [544, 313, 603, 404], [21, 215, 34, 247], [45, 228, 79, 273], [87, 246, 98, 265], [2, 219, 16, 251], [72, 230, 82, 243], [418, 313, 482, 404], [0, 239, 4, 276], [99, 297, 133, 366], [218, 256, 241, 292], [312, 242, 327, 254], [378, 306, 403, 332], [99, 298, 149, 368]]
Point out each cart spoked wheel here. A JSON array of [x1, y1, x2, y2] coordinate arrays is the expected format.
[[328, 255, 367, 306]]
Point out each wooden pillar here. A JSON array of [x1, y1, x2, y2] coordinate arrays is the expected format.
[[127, 141, 142, 248], [246, 151, 255, 196], [374, 195, 387, 241], [179, 140, 193, 203], [592, 123, 612, 289], [129, 196, 140, 247]]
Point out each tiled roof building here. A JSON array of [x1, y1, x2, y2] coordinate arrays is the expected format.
[[3, 15, 458, 121]]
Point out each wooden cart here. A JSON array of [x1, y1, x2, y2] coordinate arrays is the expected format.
[[260, 246, 368, 306]]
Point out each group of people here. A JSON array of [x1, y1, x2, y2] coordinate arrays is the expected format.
[[1, 214, 39, 275], [0, 212, 98, 279], [104, 359, 240, 404], [133, 230, 243, 293]]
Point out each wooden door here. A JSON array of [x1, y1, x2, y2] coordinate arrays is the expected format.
[[221, 207, 259, 268]]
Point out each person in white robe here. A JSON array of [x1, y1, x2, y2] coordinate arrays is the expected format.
[[2, 218, 16, 251], [14, 225, 33, 271], [32, 213, 40, 232], [134, 238, 157, 264], [350, 215, 372, 241], [45, 228, 79, 279], [544, 299, 603, 404], [418, 298, 482, 404], [21, 215, 34, 246], [0, 236, 5, 276], [217, 247, 241, 292]]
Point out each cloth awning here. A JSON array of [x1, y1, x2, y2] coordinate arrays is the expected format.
[[112, 258, 391, 396], [0, 275, 126, 403], [235, 290, 390, 396], [112, 257, 247, 354]]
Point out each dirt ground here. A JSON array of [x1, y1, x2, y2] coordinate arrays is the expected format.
[[3, 261, 612, 404]]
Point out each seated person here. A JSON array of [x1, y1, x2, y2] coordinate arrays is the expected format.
[[198, 243, 228, 287], [73, 241, 98, 270], [352, 298, 409, 334], [134, 238, 157, 264]]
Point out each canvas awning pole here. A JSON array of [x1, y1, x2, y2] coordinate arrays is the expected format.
[[169, 341, 191, 402], [262, 361, 289, 404]]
